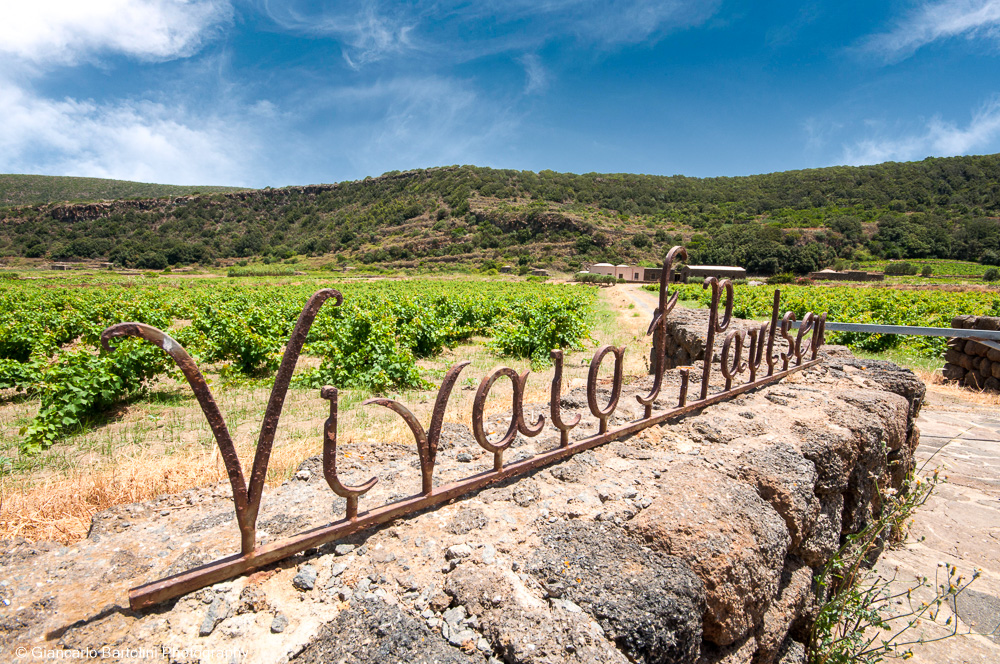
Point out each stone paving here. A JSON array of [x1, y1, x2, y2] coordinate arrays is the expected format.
[[878, 386, 1000, 662]]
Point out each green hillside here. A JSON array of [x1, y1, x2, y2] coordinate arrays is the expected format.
[[0, 174, 245, 207], [1, 155, 1000, 275]]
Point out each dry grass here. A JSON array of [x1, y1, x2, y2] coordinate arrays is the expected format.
[[912, 367, 1000, 409], [0, 391, 417, 543], [1, 285, 647, 545], [1, 448, 224, 542]]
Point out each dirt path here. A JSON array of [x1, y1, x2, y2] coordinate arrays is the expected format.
[[618, 283, 659, 320]]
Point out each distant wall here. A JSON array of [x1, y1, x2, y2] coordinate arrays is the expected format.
[[682, 266, 746, 282], [808, 270, 884, 282], [943, 315, 1000, 390]]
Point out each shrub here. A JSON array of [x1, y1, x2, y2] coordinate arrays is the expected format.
[[489, 299, 590, 364], [979, 250, 1000, 266], [884, 261, 918, 276], [984, 268, 1000, 282], [631, 233, 650, 248], [574, 272, 617, 285], [298, 307, 429, 392], [768, 273, 795, 284], [920, 265, 933, 277], [135, 251, 168, 270]]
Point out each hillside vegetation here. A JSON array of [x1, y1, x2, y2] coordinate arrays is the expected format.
[[0, 174, 244, 208], [2, 154, 1000, 274]]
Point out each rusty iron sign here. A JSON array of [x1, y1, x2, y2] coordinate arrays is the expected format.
[[101, 247, 826, 610]]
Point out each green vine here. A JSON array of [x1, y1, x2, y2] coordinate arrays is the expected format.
[[808, 469, 980, 663]]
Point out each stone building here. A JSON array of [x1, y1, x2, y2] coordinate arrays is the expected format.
[[587, 262, 661, 282], [678, 265, 746, 282]]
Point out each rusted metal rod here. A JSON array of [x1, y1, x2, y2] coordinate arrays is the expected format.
[[101, 246, 827, 611], [128, 357, 821, 609]]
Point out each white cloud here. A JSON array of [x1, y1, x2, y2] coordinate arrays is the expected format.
[[842, 97, 1000, 165], [0, 79, 257, 185], [286, 75, 520, 179], [260, 0, 417, 69], [258, 0, 721, 68], [862, 0, 1000, 61], [519, 54, 550, 94], [559, 0, 721, 46], [0, 0, 232, 65]]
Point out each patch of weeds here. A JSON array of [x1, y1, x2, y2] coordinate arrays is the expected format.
[[808, 469, 980, 663]]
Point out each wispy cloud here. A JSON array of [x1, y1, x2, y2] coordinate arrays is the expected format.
[[274, 75, 520, 181], [842, 96, 1000, 164], [519, 54, 550, 94], [257, 0, 721, 68], [259, 0, 418, 69], [0, 78, 258, 185], [861, 0, 1000, 62], [559, 0, 721, 46], [0, 0, 233, 66]]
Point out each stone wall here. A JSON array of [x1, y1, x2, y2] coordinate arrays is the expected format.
[[659, 307, 764, 369], [807, 271, 884, 282], [943, 315, 1000, 390], [0, 350, 923, 664]]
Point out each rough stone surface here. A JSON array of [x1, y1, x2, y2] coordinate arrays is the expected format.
[[797, 492, 844, 568], [292, 564, 317, 591], [447, 508, 488, 535], [0, 347, 921, 664], [290, 598, 476, 664], [445, 563, 631, 664], [734, 443, 819, 550], [631, 463, 790, 646], [446, 544, 474, 560], [528, 521, 706, 664], [754, 561, 813, 664], [236, 584, 270, 615], [198, 597, 230, 636], [270, 613, 288, 634]]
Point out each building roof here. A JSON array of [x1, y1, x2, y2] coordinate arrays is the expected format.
[[592, 262, 614, 267], [685, 265, 745, 271]]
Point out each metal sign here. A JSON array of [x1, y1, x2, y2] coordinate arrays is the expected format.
[[101, 247, 826, 610]]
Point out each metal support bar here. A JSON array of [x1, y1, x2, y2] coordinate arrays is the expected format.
[[789, 320, 1000, 352]]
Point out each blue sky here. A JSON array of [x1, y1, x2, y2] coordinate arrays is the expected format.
[[2, 0, 1000, 187]]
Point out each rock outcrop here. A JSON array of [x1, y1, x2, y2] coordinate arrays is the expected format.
[[0, 350, 922, 664]]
